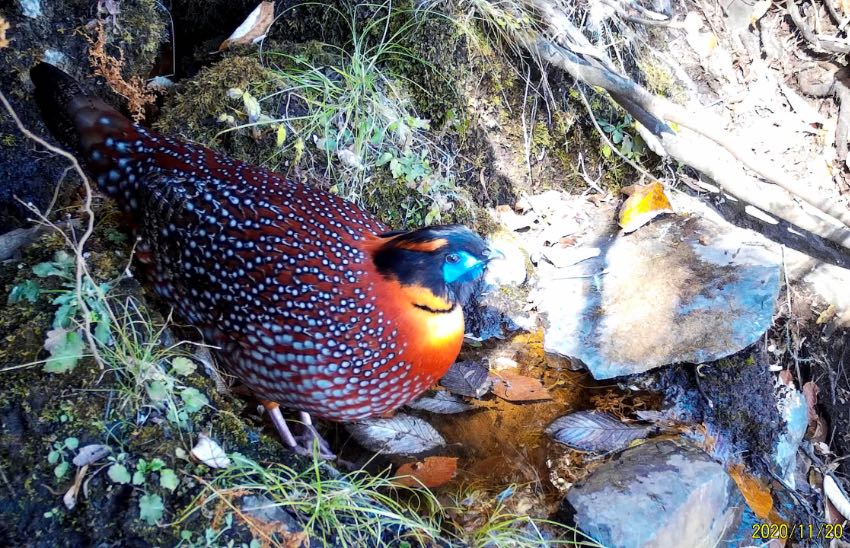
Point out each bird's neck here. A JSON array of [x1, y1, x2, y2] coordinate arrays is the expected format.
[[373, 275, 465, 382]]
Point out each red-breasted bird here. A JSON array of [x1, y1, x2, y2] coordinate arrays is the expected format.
[[31, 62, 499, 456]]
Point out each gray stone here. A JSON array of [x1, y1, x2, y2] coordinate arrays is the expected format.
[[560, 440, 744, 548], [18, 0, 41, 19], [484, 233, 528, 288], [541, 214, 781, 379], [241, 495, 301, 532]]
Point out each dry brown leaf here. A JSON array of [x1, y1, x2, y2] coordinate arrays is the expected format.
[[817, 304, 837, 325], [802, 381, 819, 425], [219, 2, 275, 51], [729, 464, 773, 520], [394, 456, 458, 488], [490, 369, 552, 402], [0, 18, 10, 49]]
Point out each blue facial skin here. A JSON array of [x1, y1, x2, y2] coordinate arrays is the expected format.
[[442, 251, 486, 284]]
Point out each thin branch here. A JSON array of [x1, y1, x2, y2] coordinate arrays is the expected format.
[[0, 90, 107, 370]]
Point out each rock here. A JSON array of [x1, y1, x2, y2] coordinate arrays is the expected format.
[[559, 440, 744, 548], [241, 495, 301, 532], [541, 214, 781, 379], [484, 232, 527, 288], [18, 0, 41, 19]]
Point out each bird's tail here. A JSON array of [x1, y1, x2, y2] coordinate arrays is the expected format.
[[30, 63, 139, 187]]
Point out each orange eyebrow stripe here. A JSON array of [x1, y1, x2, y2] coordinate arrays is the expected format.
[[394, 238, 448, 253]]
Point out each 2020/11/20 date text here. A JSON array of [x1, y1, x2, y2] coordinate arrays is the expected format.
[[752, 523, 844, 540]]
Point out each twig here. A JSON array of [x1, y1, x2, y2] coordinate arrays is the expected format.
[[574, 84, 654, 181], [0, 90, 107, 370], [835, 81, 850, 166], [781, 247, 802, 384]]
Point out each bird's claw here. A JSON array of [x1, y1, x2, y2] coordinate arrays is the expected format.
[[263, 402, 336, 460]]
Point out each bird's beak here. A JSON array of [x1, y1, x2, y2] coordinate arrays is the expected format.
[[483, 247, 506, 263]]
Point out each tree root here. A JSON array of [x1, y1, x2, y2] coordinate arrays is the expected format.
[[473, 0, 850, 252]]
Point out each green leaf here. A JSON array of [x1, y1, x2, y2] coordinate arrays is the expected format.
[[180, 530, 193, 541], [54, 251, 74, 272], [170, 357, 196, 377], [107, 463, 131, 484], [54, 461, 69, 479], [601, 144, 612, 159], [32, 262, 61, 278], [44, 330, 84, 373], [376, 151, 393, 167], [139, 494, 165, 525], [146, 381, 169, 402], [149, 458, 165, 471], [8, 280, 41, 304], [180, 388, 208, 413], [52, 302, 77, 329], [612, 130, 623, 144], [160, 468, 179, 491], [132, 469, 146, 486], [47, 450, 60, 465], [64, 437, 79, 450], [390, 158, 403, 179], [93, 311, 111, 344]]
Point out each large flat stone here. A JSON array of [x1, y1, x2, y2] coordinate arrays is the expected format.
[[541, 214, 781, 378], [560, 440, 744, 548]]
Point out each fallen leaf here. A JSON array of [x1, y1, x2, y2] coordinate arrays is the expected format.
[[618, 181, 674, 233], [490, 369, 552, 402], [347, 413, 445, 455], [816, 304, 837, 325], [802, 381, 819, 425], [219, 1, 275, 51], [439, 361, 491, 398], [394, 456, 458, 488], [191, 434, 232, 468], [840, 0, 850, 17], [407, 391, 475, 414], [729, 464, 773, 520], [72, 444, 111, 467], [546, 411, 651, 452]]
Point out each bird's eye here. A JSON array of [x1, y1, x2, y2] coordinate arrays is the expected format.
[[446, 253, 460, 264]]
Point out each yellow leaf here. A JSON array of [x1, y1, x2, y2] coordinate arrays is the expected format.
[[729, 464, 774, 521], [618, 181, 674, 233], [276, 124, 287, 148]]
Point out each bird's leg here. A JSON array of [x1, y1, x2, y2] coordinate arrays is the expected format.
[[261, 400, 299, 450], [260, 401, 335, 459], [295, 411, 335, 459]]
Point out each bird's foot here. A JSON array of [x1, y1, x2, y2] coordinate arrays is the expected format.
[[294, 411, 336, 459], [261, 402, 335, 460]]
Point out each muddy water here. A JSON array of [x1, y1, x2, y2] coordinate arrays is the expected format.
[[426, 330, 654, 508]]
